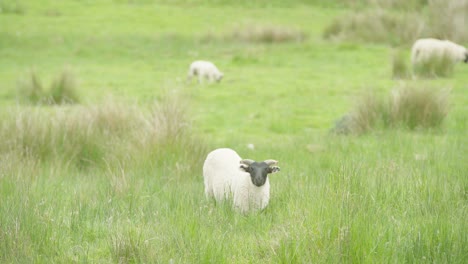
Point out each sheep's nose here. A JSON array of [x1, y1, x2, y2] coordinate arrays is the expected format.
[[253, 178, 266, 187]]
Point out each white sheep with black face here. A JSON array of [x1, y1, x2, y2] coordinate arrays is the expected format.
[[187, 60, 224, 84], [202, 148, 280, 214], [411, 38, 468, 68]]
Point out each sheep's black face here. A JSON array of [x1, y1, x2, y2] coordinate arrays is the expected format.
[[241, 162, 272, 187], [464, 53, 468, 63]]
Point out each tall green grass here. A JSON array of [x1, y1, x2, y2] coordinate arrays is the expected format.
[[2, 84, 465, 263], [0, 90, 210, 262], [2, 128, 466, 262], [0, 0, 467, 263]]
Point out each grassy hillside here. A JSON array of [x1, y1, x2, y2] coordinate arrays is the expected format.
[[1, 0, 467, 263]]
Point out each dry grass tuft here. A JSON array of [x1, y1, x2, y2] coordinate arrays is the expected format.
[[427, 0, 468, 43], [46, 68, 80, 104], [16, 70, 44, 104], [323, 9, 423, 45], [352, 91, 389, 134], [145, 91, 191, 143], [331, 84, 450, 135], [412, 52, 457, 78], [323, 0, 468, 45], [229, 24, 307, 43], [389, 85, 450, 129], [391, 49, 411, 79], [109, 229, 149, 264], [0, 91, 206, 172], [16, 67, 80, 105], [0, 0, 25, 15], [202, 24, 307, 44]]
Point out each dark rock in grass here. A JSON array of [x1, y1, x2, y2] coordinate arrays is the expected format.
[[330, 113, 354, 135]]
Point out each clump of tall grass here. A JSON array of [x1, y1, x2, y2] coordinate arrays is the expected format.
[[352, 91, 390, 133], [0, 106, 111, 169], [202, 24, 307, 44], [412, 52, 456, 78], [109, 228, 150, 264], [146, 91, 190, 143], [323, 0, 468, 45], [389, 85, 449, 129], [331, 91, 389, 135], [0, 91, 206, 173], [391, 48, 411, 79], [0, 0, 25, 15], [230, 24, 307, 43], [16, 68, 80, 104], [427, 0, 468, 43], [47, 68, 80, 104], [331, 85, 449, 135], [375, 0, 428, 10], [323, 9, 422, 45], [16, 70, 43, 104], [138, 90, 207, 177]]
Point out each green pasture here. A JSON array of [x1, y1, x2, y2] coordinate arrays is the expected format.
[[0, 0, 467, 263]]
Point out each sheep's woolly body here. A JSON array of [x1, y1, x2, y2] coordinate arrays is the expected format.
[[203, 148, 270, 213], [232, 175, 270, 214], [187, 60, 223, 83], [203, 148, 240, 202], [411, 38, 467, 66]]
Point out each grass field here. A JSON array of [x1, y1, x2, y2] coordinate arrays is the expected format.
[[1, 0, 467, 263]]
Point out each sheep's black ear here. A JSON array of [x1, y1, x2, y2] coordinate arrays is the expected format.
[[240, 164, 250, 172], [268, 166, 280, 174]]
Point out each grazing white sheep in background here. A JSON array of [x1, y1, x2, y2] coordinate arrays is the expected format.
[[411, 38, 468, 69], [203, 148, 280, 214], [187, 60, 224, 84]]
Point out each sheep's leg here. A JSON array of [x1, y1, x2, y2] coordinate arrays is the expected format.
[[205, 187, 214, 199], [205, 74, 212, 83], [186, 73, 193, 84], [198, 74, 204, 84], [209, 74, 216, 83]]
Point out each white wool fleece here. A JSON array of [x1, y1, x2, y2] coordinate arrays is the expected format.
[[411, 38, 467, 66], [187, 60, 224, 83], [203, 148, 271, 213]]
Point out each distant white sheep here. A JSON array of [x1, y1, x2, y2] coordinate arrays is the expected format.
[[411, 38, 468, 68], [202, 148, 280, 214], [187, 60, 224, 84]]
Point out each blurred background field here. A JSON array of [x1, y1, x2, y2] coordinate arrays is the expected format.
[[0, 0, 467, 263]]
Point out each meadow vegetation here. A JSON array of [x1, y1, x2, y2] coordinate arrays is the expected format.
[[0, 0, 467, 263], [412, 53, 458, 78], [332, 85, 450, 135], [202, 23, 307, 44], [16, 67, 80, 104], [323, 0, 468, 45], [0, 0, 25, 15], [391, 48, 411, 79]]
